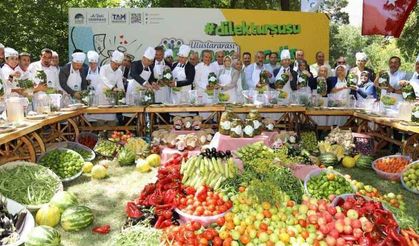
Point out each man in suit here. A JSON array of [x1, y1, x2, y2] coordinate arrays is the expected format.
[[272, 49, 298, 91], [130, 47, 156, 89], [59, 52, 88, 99]]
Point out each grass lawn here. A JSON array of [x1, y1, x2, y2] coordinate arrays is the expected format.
[[59, 161, 157, 246]]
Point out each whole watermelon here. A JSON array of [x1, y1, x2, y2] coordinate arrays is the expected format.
[[356, 155, 374, 169], [61, 205, 94, 231], [49, 191, 78, 213], [118, 147, 136, 166], [25, 225, 61, 246], [319, 152, 338, 166]]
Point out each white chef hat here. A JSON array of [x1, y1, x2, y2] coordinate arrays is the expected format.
[[280, 49, 291, 60], [87, 50, 99, 63], [0, 43, 4, 49], [355, 52, 368, 61], [52, 51, 58, 57], [4, 47, 18, 58], [72, 52, 86, 63], [111, 50, 124, 64], [416, 54, 419, 63], [178, 45, 191, 58], [164, 49, 173, 58], [143, 47, 156, 60]]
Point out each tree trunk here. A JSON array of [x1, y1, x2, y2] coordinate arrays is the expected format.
[[280, 0, 290, 10]]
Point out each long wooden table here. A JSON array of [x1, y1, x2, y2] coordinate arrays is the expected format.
[[1, 105, 419, 163]]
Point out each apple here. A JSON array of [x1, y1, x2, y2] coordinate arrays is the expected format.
[[308, 214, 318, 224], [351, 219, 362, 229], [335, 221, 344, 233], [318, 217, 327, 226], [327, 206, 337, 216], [318, 203, 327, 212], [309, 203, 319, 211], [299, 204, 309, 214], [325, 235, 336, 246], [324, 213, 334, 223], [346, 209, 359, 219], [335, 212, 345, 220], [343, 201, 353, 210], [343, 225, 353, 235], [344, 217, 351, 226], [328, 194, 336, 201], [336, 238, 346, 246], [320, 225, 330, 235], [353, 228, 363, 239], [362, 221, 374, 233], [329, 229, 340, 239]]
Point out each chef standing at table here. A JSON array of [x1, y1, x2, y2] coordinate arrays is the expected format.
[[86, 50, 101, 87], [128, 47, 156, 104], [400, 54, 419, 100], [170, 45, 195, 104], [59, 52, 88, 99], [152, 46, 170, 104], [89, 50, 125, 123], [218, 55, 239, 103]]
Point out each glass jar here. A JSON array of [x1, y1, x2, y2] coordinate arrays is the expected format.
[[144, 89, 155, 104], [243, 119, 255, 138], [219, 109, 235, 135], [247, 110, 262, 135], [229, 118, 243, 138]]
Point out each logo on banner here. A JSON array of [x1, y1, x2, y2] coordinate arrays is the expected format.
[[88, 13, 107, 24], [111, 13, 127, 23], [74, 13, 85, 24]]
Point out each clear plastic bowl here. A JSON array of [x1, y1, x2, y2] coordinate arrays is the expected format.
[[400, 161, 419, 194], [304, 169, 356, 198], [371, 155, 411, 181], [175, 208, 231, 227]]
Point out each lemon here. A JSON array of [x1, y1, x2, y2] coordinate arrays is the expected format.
[[342, 156, 356, 168]]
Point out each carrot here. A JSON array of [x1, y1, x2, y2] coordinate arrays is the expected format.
[[402, 230, 413, 246]]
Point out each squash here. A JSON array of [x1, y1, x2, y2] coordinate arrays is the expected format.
[[35, 204, 61, 227]]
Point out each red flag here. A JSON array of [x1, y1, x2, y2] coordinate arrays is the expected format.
[[362, 0, 417, 37]]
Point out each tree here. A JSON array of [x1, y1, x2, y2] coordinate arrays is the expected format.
[[319, 0, 349, 25], [397, 4, 418, 62]]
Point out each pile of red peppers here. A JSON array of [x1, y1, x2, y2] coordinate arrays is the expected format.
[[125, 153, 188, 229]]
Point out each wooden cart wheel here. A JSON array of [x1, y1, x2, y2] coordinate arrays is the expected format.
[[29, 132, 46, 155], [57, 118, 80, 142], [0, 136, 36, 164], [403, 134, 419, 160]]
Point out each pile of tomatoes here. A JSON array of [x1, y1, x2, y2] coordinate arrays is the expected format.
[[164, 221, 223, 246], [177, 186, 233, 216]]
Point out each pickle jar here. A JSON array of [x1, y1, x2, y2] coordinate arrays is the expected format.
[[219, 108, 235, 135], [247, 109, 262, 135], [229, 118, 243, 138], [243, 119, 255, 138]]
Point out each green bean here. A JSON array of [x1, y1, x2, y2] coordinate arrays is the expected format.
[[0, 165, 60, 205]]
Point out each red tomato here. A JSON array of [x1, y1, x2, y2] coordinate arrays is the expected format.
[[218, 205, 228, 213], [259, 223, 269, 231], [301, 230, 309, 239], [225, 201, 233, 208], [213, 236, 222, 246], [298, 219, 307, 227], [216, 199, 224, 206], [199, 237, 208, 245], [196, 206, 205, 215], [216, 217, 225, 226], [187, 198, 194, 205], [192, 221, 201, 231], [208, 204, 216, 212], [204, 210, 212, 216], [185, 223, 195, 232], [203, 230, 213, 240], [223, 237, 233, 246]]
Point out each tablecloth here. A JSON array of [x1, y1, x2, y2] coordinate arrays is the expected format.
[[208, 131, 278, 152]]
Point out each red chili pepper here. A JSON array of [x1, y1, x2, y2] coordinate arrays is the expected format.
[[160, 219, 173, 228], [184, 186, 196, 195], [358, 236, 373, 246], [154, 215, 165, 228], [125, 202, 142, 218], [163, 189, 178, 204], [92, 224, 111, 234]]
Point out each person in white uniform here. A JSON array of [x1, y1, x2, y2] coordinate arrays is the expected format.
[[292, 49, 305, 72], [151, 46, 170, 103], [29, 48, 60, 90], [128, 47, 156, 103], [89, 50, 125, 122], [218, 56, 239, 103], [211, 50, 224, 75], [350, 52, 375, 83], [194, 50, 217, 103], [0, 43, 4, 67], [164, 49, 174, 65], [400, 54, 419, 100], [51, 51, 60, 70], [59, 52, 88, 99], [170, 45, 195, 105], [244, 51, 266, 90], [272, 50, 298, 97], [1, 48, 23, 96], [15, 52, 32, 80], [86, 50, 100, 87]]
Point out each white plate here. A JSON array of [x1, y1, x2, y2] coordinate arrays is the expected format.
[[26, 114, 48, 120], [0, 161, 63, 211], [48, 112, 62, 116], [0, 196, 35, 246], [60, 107, 77, 111], [68, 103, 85, 108], [98, 104, 113, 108], [114, 104, 128, 107]]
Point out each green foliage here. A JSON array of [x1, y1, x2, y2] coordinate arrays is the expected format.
[[319, 0, 349, 25], [397, 5, 419, 61]]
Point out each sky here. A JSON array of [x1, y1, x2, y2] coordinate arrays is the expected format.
[[345, 0, 363, 27]]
